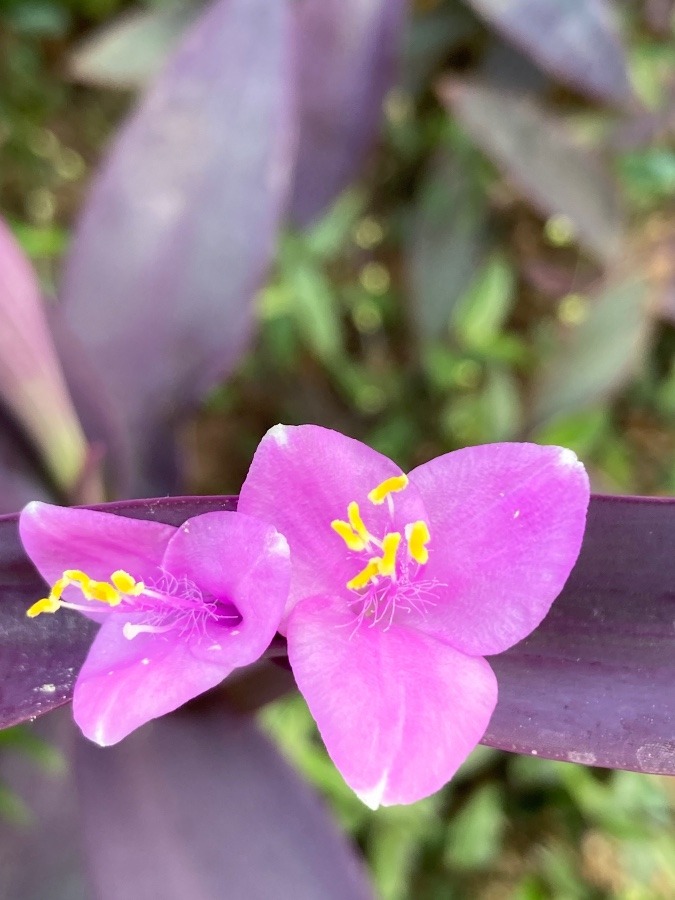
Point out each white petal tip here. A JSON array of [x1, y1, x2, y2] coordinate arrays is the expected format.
[[557, 447, 580, 469], [355, 770, 389, 810], [268, 423, 289, 446]]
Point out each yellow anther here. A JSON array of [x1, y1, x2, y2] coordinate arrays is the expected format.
[[49, 576, 68, 602], [26, 596, 61, 618], [82, 580, 121, 606], [347, 502, 371, 545], [111, 570, 145, 596], [377, 532, 401, 577], [367, 474, 409, 505], [346, 559, 380, 591], [406, 520, 431, 565], [64, 569, 90, 586], [331, 520, 366, 552]]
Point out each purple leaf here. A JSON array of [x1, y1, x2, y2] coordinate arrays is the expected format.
[[485, 495, 675, 774], [439, 78, 624, 263], [75, 709, 375, 899], [289, 0, 407, 226], [464, 0, 633, 106], [60, 0, 297, 493], [3, 494, 675, 776]]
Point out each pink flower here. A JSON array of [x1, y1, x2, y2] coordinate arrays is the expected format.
[[20, 503, 290, 745], [238, 424, 590, 807]]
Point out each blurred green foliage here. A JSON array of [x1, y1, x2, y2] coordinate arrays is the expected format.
[[2, 0, 675, 897]]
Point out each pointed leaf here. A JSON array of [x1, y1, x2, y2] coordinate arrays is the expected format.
[[289, 0, 406, 226], [0, 219, 91, 496], [530, 272, 652, 428], [465, 0, 633, 105], [407, 144, 493, 339], [439, 78, 624, 263], [69, 3, 200, 90], [60, 0, 297, 493]]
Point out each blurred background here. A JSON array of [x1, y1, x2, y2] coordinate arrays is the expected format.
[[1, 0, 675, 896]]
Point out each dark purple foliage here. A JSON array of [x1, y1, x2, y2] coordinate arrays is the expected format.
[[289, 0, 407, 226], [2, 494, 675, 774], [60, 0, 297, 495], [465, 0, 633, 106], [76, 709, 375, 899]]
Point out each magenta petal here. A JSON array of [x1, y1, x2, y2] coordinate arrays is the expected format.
[[73, 616, 233, 745], [287, 596, 498, 808], [19, 502, 175, 621], [408, 443, 590, 656], [238, 424, 426, 618], [161, 511, 290, 666]]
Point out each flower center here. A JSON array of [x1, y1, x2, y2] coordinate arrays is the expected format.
[[26, 567, 240, 640], [330, 474, 434, 629]]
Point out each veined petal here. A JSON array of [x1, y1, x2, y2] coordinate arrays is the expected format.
[[408, 443, 590, 656], [161, 511, 290, 666], [19, 502, 175, 621], [286, 595, 498, 808], [73, 616, 233, 745], [237, 424, 426, 620]]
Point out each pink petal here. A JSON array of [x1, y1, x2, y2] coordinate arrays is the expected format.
[[286, 595, 498, 808], [19, 502, 175, 621], [73, 616, 234, 745], [408, 443, 590, 656], [161, 511, 291, 666], [238, 424, 426, 622]]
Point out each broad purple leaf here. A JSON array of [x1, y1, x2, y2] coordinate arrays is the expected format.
[[485, 495, 675, 774], [60, 0, 297, 493], [289, 0, 406, 227], [465, 0, 633, 106], [3, 494, 675, 776], [76, 709, 375, 899], [439, 78, 624, 263]]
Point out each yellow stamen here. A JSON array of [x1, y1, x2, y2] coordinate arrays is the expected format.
[[63, 569, 90, 586], [367, 474, 408, 505], [346, 559, 380, 591], [406, 520, 431, 565], [49, 576, 68, 601], [377, 532, 401, 577], [82, 580, 121, 606], [111, 570, 145, 595], [331, 520, 366, 552], [347, 502, 371, 545], [26, 596, 61, 618]]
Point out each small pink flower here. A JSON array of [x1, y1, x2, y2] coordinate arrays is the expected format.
[[20, 503, 290, 745], [238, 424, 590, 807]]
